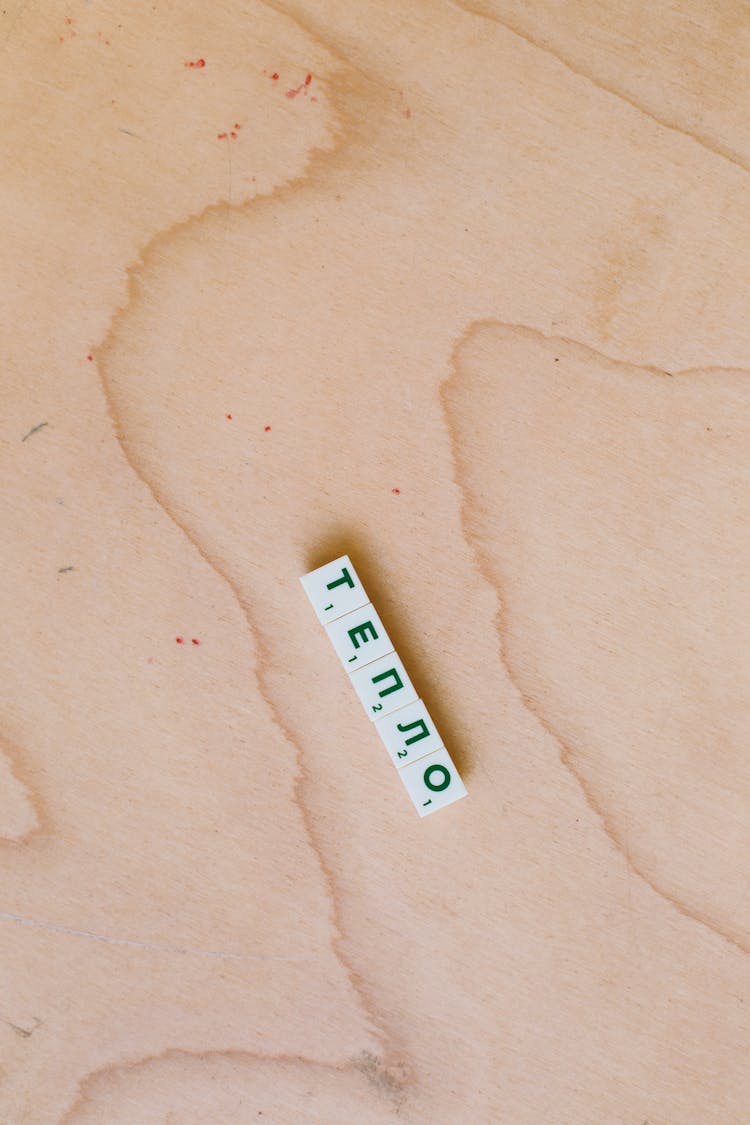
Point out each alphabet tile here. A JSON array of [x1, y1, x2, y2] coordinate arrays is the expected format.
[[324, 603, 394, 672], [350, 651, 418, 720], [299, 555, 369, 625], [398, 747, 467, 817], [374, 698, 444, 768]]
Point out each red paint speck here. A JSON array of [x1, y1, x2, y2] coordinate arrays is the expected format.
[[234, 122, 241, 130], [392, 487, 401, 494], [305, 73, 312, 85], [87, 354, 93, 361], [217, 132, 227, 139], [271, 72, 279, 80], [185, 58, 206, 68], [65, 16, 73, 24], [405, 108, 411, 119], [226, 413, 232, 420], [176, 637, 184, 644], [230, 131, 237, 138], [191, 638, 200, 645], [286, 85, 303, 99], [264, 425, 271, 432]]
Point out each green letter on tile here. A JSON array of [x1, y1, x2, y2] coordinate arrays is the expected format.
[[348, 621, 378, 649], [396, 718, 429, 745], [372, 667, 403, 697], [326, 567, 355, 591]]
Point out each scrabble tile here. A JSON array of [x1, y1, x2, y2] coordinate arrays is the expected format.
[[350, 651, 418, 720], [398, 747, 467, 817], [374, 698, 444, 768], [324, 603, 394, 672], [299, 555, 369, 625]]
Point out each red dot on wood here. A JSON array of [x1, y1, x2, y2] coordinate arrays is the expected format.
[[191, 638, 200, 645], [392, 487, 401, 494], [305, 73, 312, 85], [264, 425, 271, 432], [217, 132, 227, 139], [230, 131, 237, 138], [87, 354, 93, 361], [234, 122, 241, 129], [226, 413, 232, 419], [176, 637, 184, 644]]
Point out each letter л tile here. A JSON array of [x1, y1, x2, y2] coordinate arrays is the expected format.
[[375, 698, 444, 767]]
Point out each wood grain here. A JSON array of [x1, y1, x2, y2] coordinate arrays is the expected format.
[[3, 1, 750, 1120]]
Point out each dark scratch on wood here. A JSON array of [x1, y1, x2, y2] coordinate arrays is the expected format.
[[1, 1015, 41, 1039], [21, 421, 48, 442], [57, 566, 75, 574]]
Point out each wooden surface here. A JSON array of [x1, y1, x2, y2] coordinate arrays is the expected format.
[[3, 1, 750, 1121]]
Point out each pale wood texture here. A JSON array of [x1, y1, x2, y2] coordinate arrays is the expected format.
[[3, 1, 750, 1121]]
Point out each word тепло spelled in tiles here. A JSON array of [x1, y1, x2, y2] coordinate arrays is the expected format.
[[300, 555, 467, 817]]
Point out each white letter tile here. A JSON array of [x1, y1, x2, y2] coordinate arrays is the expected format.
[[324, 603, 394, 672], [398, 747, 467, 817], [350, 651, 418, 720], [375, 698, 444, 768], [299, 555, 369, 625]]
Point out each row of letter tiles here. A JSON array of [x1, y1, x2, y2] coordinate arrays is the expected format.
[[300, 557, 467, 815], [374, 698, 444, 766], [350, 651, 418, 720], [398, 747, 467, 817], [325, 603, 394, 673], [299, 555, 369, 625]]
